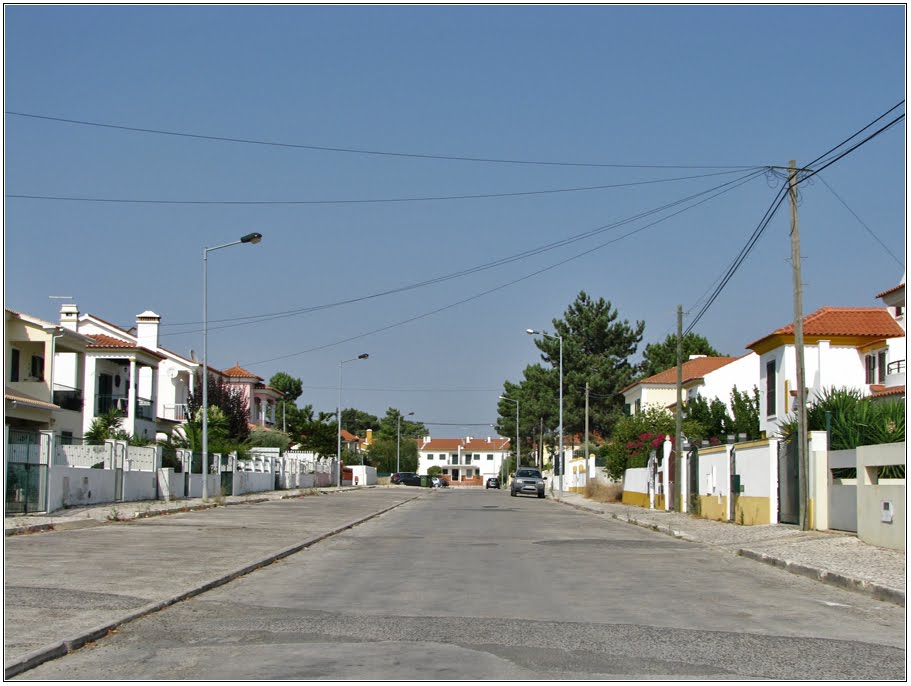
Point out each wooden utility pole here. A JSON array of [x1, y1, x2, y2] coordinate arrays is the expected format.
[[675, 305, 683, 512], [789, 160, 810, 531]]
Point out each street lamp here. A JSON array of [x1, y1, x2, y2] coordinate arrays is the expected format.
[[499, 395, 520, 475], [397, 411, 414, 474], [202, 232, 263, 501], [527, 328, 563, 499], [337, 353, 369, 487]]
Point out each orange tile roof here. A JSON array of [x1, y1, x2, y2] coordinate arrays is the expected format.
[[222, 363, 263, 381], [5, 388, 60, 411], [747, 307, 904, 350], [340, 429, 360, 442], [622, 356, 740, 393], [420, 437, 510, 451], [87, 333, 137, 348], [876, 283, 905, 299], [870, 385, 905, 399]]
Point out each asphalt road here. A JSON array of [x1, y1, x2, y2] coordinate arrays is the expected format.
[[12, 488, 906, 680]]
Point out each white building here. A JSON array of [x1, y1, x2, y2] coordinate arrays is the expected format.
[[746, 306, 905, 439], [417, 436, 510, 484]]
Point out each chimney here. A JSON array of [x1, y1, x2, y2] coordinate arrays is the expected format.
[[423, 435, 431, 444], [688, 354, 708, 360], [60, 303, 79, 331], [366, 429, 373, 445], [136, 311, 161, 351], [487, 436, 491, 443]]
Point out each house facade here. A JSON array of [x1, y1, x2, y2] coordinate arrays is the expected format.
[[56, 303, 199, 440], [219, 363, 283, 429], [5, 308, 93, 437], [621, 354, 758, 417], [746, 306, 905, 439], [872, 278, 906, 399], [417, 435, 510, 484]]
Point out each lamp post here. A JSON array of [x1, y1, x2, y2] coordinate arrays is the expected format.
[[499, 395, 520, 474], [337, 353, 368, 487], [202, 232, 262, 501], [397, 411, 414, 474], [527, 328, 563, 499]]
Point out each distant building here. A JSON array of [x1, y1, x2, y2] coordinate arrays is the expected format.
[[417, 435, 510, 484]]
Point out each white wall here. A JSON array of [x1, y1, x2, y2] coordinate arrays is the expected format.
[[699, 445, 733, 520], [233, 471, 274, 495], [349, 465, 377, 486], [733, 439, 776, 500], [699, 353, 759, 414], [622, 467, 649, 495], [46, 467, 117, 512], [857, 442, 905, 550], [122, 470, 159, 501]]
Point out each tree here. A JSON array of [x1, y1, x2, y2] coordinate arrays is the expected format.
[[637, 332, 723, 379], [297, 404, 339, 457], [600, 405, 675, 480], [341, 408, 379, 436], [269, 372, 302, 403], [85, 408, 152, 446], [506, 291, 644, 443], [729, 386, 761, 441], [248, 427, 291, 451], [187, 373, 250, 443], [376, 408, 427, 441], [367, 436, 419, 473], [683, 395, 730, 444]]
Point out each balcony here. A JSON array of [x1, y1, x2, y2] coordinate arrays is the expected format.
[[96, 395, 129, 415], [52, 384, 84, 412], [162, 403, 189, 422], [886, 359, 906, 388], [135, 397, 155, 421]]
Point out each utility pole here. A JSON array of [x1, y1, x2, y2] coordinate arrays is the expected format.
[[584, 381, 590, 486], [789, 160, 810, 531], [675, 305, 683, 512]]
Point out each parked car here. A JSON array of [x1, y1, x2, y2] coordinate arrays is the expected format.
[[431, 476, 449, 488], [391, 472, 416, 485], [486, 477, 500, 489], [398, 473, 424, 486], [510, 468, 546, 498]]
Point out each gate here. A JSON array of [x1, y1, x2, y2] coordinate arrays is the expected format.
[[220, 455, 234, 496], [6, 430, 47, 514], [113, 441, 125, 502], [828, 449, 858, 532], [688, 446, 700, 514], [778, 439, 800, 524]]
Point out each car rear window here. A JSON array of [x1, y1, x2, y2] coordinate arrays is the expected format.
[[516, 469, 541, 478]]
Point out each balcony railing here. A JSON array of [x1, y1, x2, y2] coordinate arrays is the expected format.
[[887, 359, 906, 375], [135, 397, 155, 421], [52, 384, 84, 412], [96, 395, 129, 415], [162, 403, 189, 422]]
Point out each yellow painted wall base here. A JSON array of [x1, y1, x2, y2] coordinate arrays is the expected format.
[[621, 491, 665, 510], [699, 495, 729, 522], [733, 496, 771, 525]]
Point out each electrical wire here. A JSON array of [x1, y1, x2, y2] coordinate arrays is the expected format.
[[5, 168, 762, 206], [6, 110, 766, 170], [240, 169, 765, 367], [162, 168, 767, 336], [816, 174, 904, 268]]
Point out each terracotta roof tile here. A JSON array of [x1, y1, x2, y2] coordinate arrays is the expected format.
[[87, 333, 136, 349], [623, 356, 740, 393], [420, 437, 510, 451], [747, 307, 904, 349], [222, 363, 263, 381], [876, 283, 905, 299], [871, 385, 905, 398], [5, 388, 60, 411], [340, 430, 360, 442]]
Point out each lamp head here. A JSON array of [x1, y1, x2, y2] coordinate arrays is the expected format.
[[357, 353, 369, 360], [240, 232, 263, 244], [526, 329, 538, 335], [407, 412, 414, 416]]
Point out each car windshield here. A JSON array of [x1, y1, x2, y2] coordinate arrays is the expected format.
[[516, 469, 541, 478]]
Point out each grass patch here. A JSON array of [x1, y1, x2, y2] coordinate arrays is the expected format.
[[584, 479, 623, 503]]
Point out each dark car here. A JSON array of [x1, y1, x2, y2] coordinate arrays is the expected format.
[[391, 472, 416, 485], [510, 468, 546, 498], [399, 473, 425, 487], [486, 477, 500, 489]]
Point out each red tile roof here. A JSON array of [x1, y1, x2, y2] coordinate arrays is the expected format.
[[870, 385, 905, 399], [222, 363, 263, 381], [876, 283, 905, 299], [5, 388, 60, 411], [340, 430, 360, 442], [87, 333, 135, 348], [420, 437, 511, 452], [622, 356, 741, 393], [747, 307, 905, 350]]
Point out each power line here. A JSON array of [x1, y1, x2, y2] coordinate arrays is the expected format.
[[5, 168, 761, 206], [241, 169, 765, 367], [805, 100, 904, 170], [816, 174, 904, 268], [299, 385, 500, 393], [163, 169, 767, 336], [6, 110, 766, 170]]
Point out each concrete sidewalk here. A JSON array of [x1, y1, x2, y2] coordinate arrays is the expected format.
[[4, 487, 421, 678], [553, 490, 906, 607]]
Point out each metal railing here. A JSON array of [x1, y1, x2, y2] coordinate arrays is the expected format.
[[162, 403, 189, 422], [135, 397, 155, 421], [887, 359, 905, 375], [96, 395, 128, 415], [52, 384, 84, 412]]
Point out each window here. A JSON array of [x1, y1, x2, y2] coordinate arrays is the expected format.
[[30, 355, 44, 381], [10, 348, 20, 382], [766, 360, 776, 416], [878, 351, 887, 384], [427, 453, 433, 461], [61, 431, 74, 446], [487, 454, 494, 460], [865, 354, 876, 384], [451, 453, 458, 464]]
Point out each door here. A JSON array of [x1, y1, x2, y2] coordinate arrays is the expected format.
[[98, 373, 113, 413], [5, 431, 46, 514], [778, 439, 799, 524], [688, 447, 700, 514]]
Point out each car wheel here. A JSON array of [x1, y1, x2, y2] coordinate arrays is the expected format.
[[537, 492, 545, 499], [510, 489, 516, 497]]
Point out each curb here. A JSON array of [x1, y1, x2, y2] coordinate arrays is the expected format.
[[3, 494, 419, 679], [737, 548, 905, 607]]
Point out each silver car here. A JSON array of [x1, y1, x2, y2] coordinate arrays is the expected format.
[[510, 467, 545, 498]]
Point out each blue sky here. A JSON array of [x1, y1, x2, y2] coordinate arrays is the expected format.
[[4, 5, 906, 435]]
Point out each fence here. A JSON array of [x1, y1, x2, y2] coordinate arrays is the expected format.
[[6, 432, 343, 515]]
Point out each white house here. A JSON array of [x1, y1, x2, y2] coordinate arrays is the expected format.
[[56, 303, 199, 440], [621, 354, 758, 417], [872, 277, 905, 399], [417, 436, 510, 484], [746, 306, 905, 439]]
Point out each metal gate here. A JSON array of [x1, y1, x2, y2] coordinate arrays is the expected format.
[[778, 439, 800, 524], [6, 430, 47, 514], [828, 449, 858, 532], [113, 441, 125, 502], [688, 446, 700, 514]]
